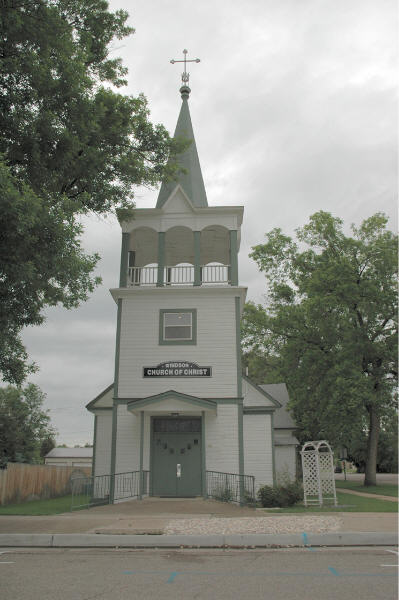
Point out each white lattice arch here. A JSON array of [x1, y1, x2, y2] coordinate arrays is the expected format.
[[300, 440, 337, 506]]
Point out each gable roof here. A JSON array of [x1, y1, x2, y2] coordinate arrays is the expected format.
[[86, 383, 113, 411], [45, 447, 93, 459], [259, 383, 297, 428], [156, 85, 208, 209], [242, 374, 282, 408], [127, 389, 216, 412]]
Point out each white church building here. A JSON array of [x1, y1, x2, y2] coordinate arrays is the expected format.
[[86, 76, 298, 503]]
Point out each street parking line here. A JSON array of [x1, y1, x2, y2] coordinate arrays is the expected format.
[[302, 532, 317, 551], [381, 548, 399, 567]]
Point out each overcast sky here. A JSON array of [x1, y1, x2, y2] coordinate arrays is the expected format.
[[22, 0, 397, 446]]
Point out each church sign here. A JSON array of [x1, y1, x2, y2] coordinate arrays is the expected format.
[[143, 361, 212, 377]]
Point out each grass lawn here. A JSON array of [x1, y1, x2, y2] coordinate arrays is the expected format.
[[261, 491, 398, 513], [0, 495, 87, 515], [335, 479, 398, 497]]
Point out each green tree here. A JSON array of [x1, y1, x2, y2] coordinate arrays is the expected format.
[[347, 412, 398, 474], [242, 212, 397, 486], [0, 0, 184, 383], [40, 435, 56, 461], [0, 384, 56, 466]]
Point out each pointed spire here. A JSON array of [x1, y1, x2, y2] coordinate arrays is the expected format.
[[156, 85, 208, 208]]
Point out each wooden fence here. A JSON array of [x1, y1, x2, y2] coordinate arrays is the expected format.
[[0, 463, 92, 505]]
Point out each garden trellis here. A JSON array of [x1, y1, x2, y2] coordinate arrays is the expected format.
[[300, 440, 337, 506]]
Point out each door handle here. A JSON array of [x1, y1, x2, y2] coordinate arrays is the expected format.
[[176, 464, 181, 478]]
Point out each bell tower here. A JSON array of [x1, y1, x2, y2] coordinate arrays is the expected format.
[[107, 57, 247, 500]]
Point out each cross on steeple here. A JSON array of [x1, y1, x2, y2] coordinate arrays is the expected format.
[[170, 49, 200, 84]]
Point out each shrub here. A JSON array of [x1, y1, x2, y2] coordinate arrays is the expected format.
[[257, 480, 302, 508], [214, 485, 233, 503]]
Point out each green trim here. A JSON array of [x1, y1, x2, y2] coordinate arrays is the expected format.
[[238, 398, 244, 505], [242, 374, 282, 407], [92, 415, 97, 477], [110, 298, 123, 502], [86, 383, 114, 411], [127, 390, 216, 412], [271, 412, 276, 485], [159, 308, 197, 345], [157, 231, 165, 286], [235, 297, 242, 398], [243, 407, 276, 414], [149, 416, 157, 497], [109, 402, 118, 502], [238, 398, 244, 474], [194, 231, 201, 286], [119, 232, 130, 287], [229, 230, 238, 286], [235, 295, 244, 503], [139, 411, 144, 499], [201, 411, 206, 498]]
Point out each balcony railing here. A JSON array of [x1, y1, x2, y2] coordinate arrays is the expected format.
[[127, 264, 230, 287]]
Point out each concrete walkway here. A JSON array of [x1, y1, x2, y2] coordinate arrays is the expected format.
[[0, 497, 397, 537], [338, 487, 397, 502]]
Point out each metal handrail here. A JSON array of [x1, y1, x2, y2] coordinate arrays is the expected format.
[[70, 474, 110, 511], [205, 470, 256, 507], [70, 470, 150, 510]]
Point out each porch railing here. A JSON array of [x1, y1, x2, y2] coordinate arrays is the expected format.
[[70, 474, 111, 511], [206, 470, 256, 507], [70, 470, 150, 510], [127, 264, 230, 287], [114, 470, 149, 501]]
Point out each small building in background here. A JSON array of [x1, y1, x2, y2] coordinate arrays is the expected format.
[[44, 447, 93, 468], [260, 383, 299, 480]]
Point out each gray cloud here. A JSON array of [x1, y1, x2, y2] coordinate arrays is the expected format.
[[21, 0, 397, 445]]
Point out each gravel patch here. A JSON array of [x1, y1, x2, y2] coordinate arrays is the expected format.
[[165, 515, 343, 535]]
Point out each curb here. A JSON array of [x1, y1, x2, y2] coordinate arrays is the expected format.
[[0, 532, 397, 548]]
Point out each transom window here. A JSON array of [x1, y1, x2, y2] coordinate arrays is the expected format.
[[159, 309, 197, 345], [153, 417, 201, 433]]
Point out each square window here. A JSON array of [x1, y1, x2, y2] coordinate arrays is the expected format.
[[159, 309, 197, 345], [164, 312, 192, 340]]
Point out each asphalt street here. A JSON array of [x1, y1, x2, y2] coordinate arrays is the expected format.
[[0, 547, 397, 600]]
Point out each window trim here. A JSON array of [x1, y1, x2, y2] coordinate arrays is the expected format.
[[159, 308, 197, 345]]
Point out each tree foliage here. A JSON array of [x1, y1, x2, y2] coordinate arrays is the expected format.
[[0, 0, 184, 383], [0, 384, 56, 466], [242, 211, 398, 486]]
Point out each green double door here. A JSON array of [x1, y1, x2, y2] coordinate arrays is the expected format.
[[151, 417, 202, 497]]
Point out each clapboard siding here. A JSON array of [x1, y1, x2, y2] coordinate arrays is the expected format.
[[275, 446, 297, 480], [95, 413, 112, 476], [118, 291, 238, 398], [115, 405, 140, 474], [205, 406, 239, 473], [243, 414, 273, 489]]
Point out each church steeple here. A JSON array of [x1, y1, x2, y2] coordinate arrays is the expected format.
[[156, 50, 207, 209], [156, 84, 208, 209]]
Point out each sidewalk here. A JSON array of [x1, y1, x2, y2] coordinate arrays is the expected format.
[[0, 497, 397, 548], [337, 487, 397, 502]]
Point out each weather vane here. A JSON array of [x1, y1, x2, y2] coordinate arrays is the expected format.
[[170, 49, 200, 84]]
